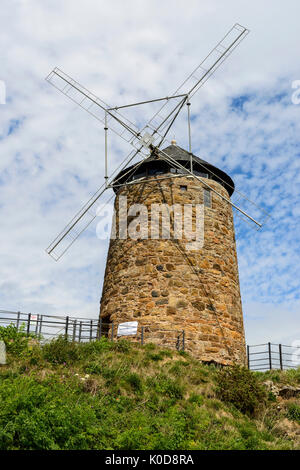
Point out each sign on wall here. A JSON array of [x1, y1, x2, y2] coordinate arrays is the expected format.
[[117, 321, 138, 337]]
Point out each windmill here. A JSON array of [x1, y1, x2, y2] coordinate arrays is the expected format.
[[45, 23, 269, 365], [45, 23, 268, 262]]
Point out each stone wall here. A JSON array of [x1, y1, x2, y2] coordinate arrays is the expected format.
[[100, 174, 246, 365]]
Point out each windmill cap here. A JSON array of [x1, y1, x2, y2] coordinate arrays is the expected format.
[[113, 144, 235, 196]]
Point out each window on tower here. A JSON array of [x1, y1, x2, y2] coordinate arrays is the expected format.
[[194, 170, 209, 178], [203, 189, 211, 208], [149, 167, 165, 176]]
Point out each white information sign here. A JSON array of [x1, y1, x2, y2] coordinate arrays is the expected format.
[[0, 341, 6, 365], [117, 321, 138, 337]]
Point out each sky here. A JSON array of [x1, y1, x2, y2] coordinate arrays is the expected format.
[[0, 0, 300, 347]]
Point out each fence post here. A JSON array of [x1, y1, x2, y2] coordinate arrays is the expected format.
[[268, 342, 272, 370], [182, 330, 185, 352], [247, 345, 250, 369], [65, 316, 69, 340], [27, 313, 31, 336], [34, 314, 39, 336], [78, 321, 82, 343], [141, 326, 144, 345], [97, 317, 102, 339], [111, 321, 114, 341], [72, 320, 77, 342], [16, 311, 21, 331], [38, 315, 43, 340], [279, 344, 283, 370], [89, 320, 93, 342]]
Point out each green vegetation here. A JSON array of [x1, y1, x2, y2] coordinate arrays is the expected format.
[[0, 325, 299, 450], [216, 365, 268, 416], [286, 402, 300, 424]]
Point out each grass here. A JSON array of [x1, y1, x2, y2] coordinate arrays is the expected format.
[[0, 327, 299, 450]]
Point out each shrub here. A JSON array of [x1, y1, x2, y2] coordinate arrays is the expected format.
[[0, 324, 35, 356], [285, 367, 300, 385], [101, 366, 119, 383], [236, 422, 265, 450], [144, 343, 156, 351], [125, 373, 143, 393], [146, 350, 172, 362], [112, 339, 131, 353], [42, 337, 80, 364], [286, 402, 300, 423], [216, 365, 268, 416], [148, 375, 184, 399], [188, 393, 204, 406], [84, 362, 102, 375], [78, 337, 112, 356], [0, 375, 98, 450], [146, 352, 164, 362]]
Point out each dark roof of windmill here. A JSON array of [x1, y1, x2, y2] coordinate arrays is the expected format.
[[113, 144, 235, 196]]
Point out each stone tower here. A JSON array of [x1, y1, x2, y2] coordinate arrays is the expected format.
[[100, 144, 246, 365]]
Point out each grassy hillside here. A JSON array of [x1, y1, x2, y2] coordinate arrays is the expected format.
[[0, 325, 300, 450]]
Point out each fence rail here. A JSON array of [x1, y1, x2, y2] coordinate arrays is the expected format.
[[1, 310, 300, 370], [0, 310, 185, 352], [247, 342, 300, 371]]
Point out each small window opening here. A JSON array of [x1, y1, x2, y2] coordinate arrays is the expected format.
[[180, 185, 187, 192], [100, 316, 112, 338], [204, 189, 211, 208]]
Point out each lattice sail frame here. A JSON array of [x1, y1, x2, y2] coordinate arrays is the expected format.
[[45, 23, 261, 261]]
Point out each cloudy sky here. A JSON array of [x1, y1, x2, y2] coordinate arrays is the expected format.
[[1, 0, 300, 347]]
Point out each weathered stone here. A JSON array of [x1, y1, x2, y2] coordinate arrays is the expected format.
[[176, 300, 188, 308], [213, 263, 222, 271], [161, 290, 169, 297], [192, 301, 205, 311], [207, 304, 215, 311], [263, 380, 280, 397], [278, 386, 300, 398], [155, 299, 169, 306], [145, 301, 155, 309], [151, 290, 159, 297], [100, 173, 246, 366], [167, 306, 176, 315], [145, 265, 153, 273], [166, 263, 175, 271]]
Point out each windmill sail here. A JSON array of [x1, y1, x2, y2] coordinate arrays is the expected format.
[[46, 184, 109, 261], [130, 23, 249, 147], [45, 68, 183, 156], [46, 147, 149, 260], [45, 23, 255, 261], [158, 147, 269, 229], [46, 24, 249, 155], [45, 68, 151, 153]]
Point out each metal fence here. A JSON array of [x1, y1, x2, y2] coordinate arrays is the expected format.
[[1, 310, 300, 370], [0, 310, 185, 352], [247, 342, 300, 371]]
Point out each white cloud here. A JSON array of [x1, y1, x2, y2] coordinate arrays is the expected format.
[[0, 0, 300, 347]]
